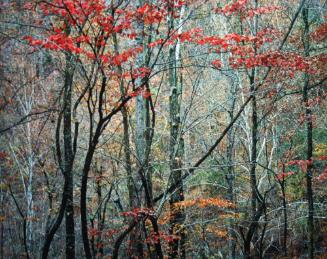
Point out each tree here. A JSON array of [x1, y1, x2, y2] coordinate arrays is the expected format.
[[1, 0, 326, 258]]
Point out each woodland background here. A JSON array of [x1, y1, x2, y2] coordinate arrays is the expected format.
[[0, 0, 326, 258]]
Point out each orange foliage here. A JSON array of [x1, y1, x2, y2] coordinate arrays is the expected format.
[[174, 197, 235, 209], [206, 225, 228, 238]]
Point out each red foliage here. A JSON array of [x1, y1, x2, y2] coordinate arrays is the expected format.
[[215, 0, 282, 20], [22, 0, 315, 83], [214, 0, 248, 15], [129, 88, 142, 97], [88, 227, 100, 237], [95, 242, 104, 249], [286, 159, 313, 172], [311, 21, 327, 42], [136, 3, 165, 24], [229, 51, 310, 72], [131, 67, 152, 80], [122, 208, 155, 219], [142, 90, 152, 99], [0, 151, 8, 160], [317, 168, 327, 182], [212, 59, 222, 69], [276, 171, 296, 181], [145, 231, 179, 245]]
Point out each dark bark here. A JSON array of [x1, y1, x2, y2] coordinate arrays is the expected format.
[[41, 181, 68, 258], [226, 111, 237, 258], [302, 6, 315, 259], [241, 197, 265, 259], [148, 216, 164, 259], [258, 202, 268, 259], [250, 3, 259, 244], [8, 185, 30, 259], [81, 142, 98, 259], [80, 74, 107, 259], [112, 214, 163, 259], [42, 52, 76, 259], [281, 180, 288, 256], [250, 73, 258, 222], [79, 73, 140, 258], [240, 3, 261, 251], [89, 165, 104, 257], [96, 167, 104, 257], [247, 70, 259, 258], [63, 53, 76, 259], [113, 221, 138, 259]]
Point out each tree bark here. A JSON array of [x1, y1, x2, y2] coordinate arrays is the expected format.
[[42, 52, 75, 259], [167, 4, 185, 258], [281, 180, 288, 256], [247, 3, 259, 254], [226, 111, 236, 259], [63, 53, 76, 259], [302, 6, 315, 259], [130, 1, 148, 257], [81, 140, 99, 259]]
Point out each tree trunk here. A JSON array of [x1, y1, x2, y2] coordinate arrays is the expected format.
[[42, 52, 75, 259], [96, 165, 104, 257], [63, 52, 75, 259], [129, 1, 149, 257], [248, 2, 259, 255], [247, 70, 258, 259], [168, 6, 185, 257], [226, 133, 236, 259], [302, 7, 315, 259], [113, 31, 139, 258], [225, 73, 238, 259], [81, 140, 99, 259], [281, 181, 288, 256]]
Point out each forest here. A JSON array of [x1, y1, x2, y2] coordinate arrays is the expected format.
[[0, 0, 326, 258]]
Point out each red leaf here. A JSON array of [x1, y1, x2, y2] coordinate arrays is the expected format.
[[142, 90, 151, 99], [212, 59, 222, 69]]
